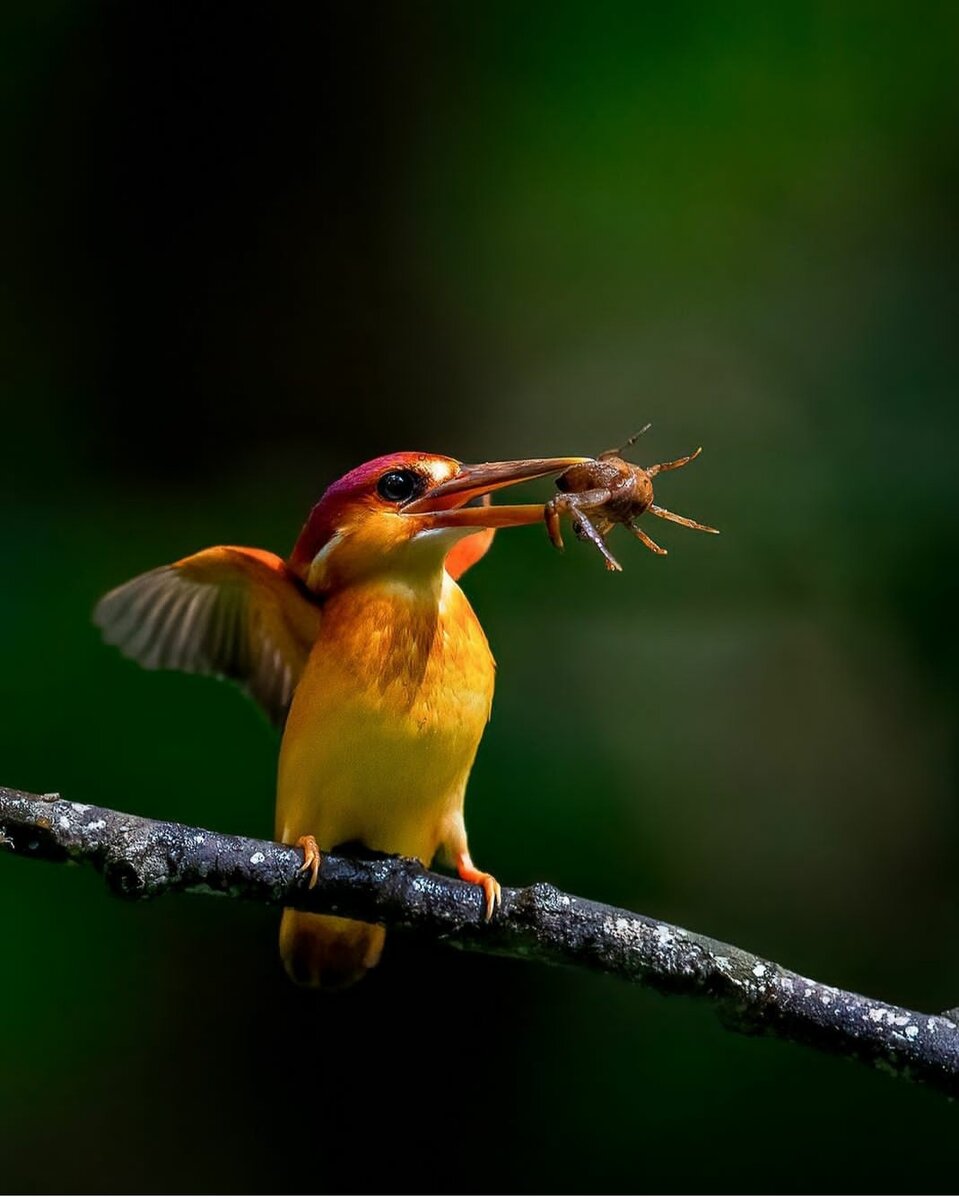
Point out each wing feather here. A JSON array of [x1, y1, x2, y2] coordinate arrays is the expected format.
[[94, 545, 323, 727]]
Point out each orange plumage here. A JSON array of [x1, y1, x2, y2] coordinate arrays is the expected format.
[[95, 451, 586, 987]]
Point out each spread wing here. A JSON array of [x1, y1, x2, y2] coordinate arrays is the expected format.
[[93, 545, 324, 727]]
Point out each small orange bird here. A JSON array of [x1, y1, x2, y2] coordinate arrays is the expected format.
[[94, 452, 586, 987]]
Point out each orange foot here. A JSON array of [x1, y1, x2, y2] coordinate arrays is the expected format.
[[296, 834, 321, 889], [456, 852, 502, 921]]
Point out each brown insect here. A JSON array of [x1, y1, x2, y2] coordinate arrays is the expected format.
[[544, 426, 719, 571]]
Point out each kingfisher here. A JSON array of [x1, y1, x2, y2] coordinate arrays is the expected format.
[[94, 452, 586, 988]]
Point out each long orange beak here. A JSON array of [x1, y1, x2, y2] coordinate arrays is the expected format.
[[403, 457, 590, 530]]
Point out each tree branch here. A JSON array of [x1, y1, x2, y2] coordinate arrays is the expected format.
[[3, 784, 957, 1096]]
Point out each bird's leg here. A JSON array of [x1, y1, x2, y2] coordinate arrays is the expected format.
[[440, 816, 501, 920], [295, 834, 321, 889], [455, 850, 502, 920], [647, 503, 719, 534], [645, 446, 702, 478], [627, 521, 667, 555]]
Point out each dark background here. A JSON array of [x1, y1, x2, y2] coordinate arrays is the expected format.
[[4, 1, 959, 1192]]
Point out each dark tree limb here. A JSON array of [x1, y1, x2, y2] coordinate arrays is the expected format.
[[2, 784, 958, 1097]]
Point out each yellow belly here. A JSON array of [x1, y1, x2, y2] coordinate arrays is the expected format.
[[275, 572, 494, 865]]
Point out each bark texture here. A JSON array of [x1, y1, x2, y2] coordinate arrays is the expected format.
[[2, 784, 957, 1097]]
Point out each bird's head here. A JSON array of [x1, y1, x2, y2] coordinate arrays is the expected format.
[[289, 451, 587, 591]]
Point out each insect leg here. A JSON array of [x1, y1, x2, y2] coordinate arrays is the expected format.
[[648, 503, 719, 533], [564, 487, 616, 509], [627, 521, 667, 555], [545, 488, 615, 548], [569, 506, 623, 571], [544, 496, 567, 550], [645, 446, 702, 477]]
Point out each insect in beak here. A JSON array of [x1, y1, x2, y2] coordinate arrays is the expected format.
[[544, 437, 719, 570]]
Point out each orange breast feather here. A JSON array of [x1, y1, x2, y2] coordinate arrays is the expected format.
[[275, 574, 495, 862]]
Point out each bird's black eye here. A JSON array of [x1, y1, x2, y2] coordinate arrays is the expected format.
[[376, 468, 422, 504]]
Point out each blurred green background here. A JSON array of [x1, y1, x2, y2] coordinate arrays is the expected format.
[[4, 1, 959, 1191]]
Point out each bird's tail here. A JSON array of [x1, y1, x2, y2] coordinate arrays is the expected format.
[[279, 909, 386, 990]]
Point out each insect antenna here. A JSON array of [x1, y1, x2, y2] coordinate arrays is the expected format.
[[616, 423, 652, 454], [600, 423, 652, 460]]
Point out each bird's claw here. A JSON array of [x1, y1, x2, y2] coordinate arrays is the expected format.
[[295, 834, 321, 889], [455, 853, 502, 920], [479, 873, 502, 920]]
